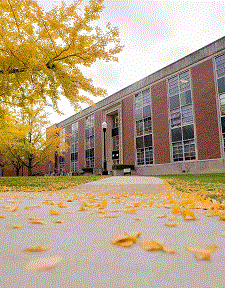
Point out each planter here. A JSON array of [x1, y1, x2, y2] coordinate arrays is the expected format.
[[112, 169, 124, 176]]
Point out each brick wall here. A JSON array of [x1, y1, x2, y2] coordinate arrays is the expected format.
[[94, 110, 102, 168], [122, 95, 135, 165], [191, 58, 221, 160], [78, 118, 85, 169], [151, 79, 171, 164]]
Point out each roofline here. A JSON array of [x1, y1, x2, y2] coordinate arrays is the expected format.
[[57, 36, 225, 127]]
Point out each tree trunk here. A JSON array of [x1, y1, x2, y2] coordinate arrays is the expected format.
[[16, 167, 20, 176], [28, 158, 32, 176]]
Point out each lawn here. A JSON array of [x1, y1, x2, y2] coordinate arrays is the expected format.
[[0, 175, 110, 192], [159, 173, 225, 202]]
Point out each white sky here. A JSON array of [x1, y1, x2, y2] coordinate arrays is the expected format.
[[37, 0, 225, 125]]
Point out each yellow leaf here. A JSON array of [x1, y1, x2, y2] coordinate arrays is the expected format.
[[23, 245, 49, 252], [66, 199, 73, 202], [79, 206, 86, 211], [24, 256, 63, 272], [58, 202, 67, 208], [164, 222, 177, 227], [172, 206, 180, 214], [148, 201, 153, 207], [25, 206, 34, 210], [154, 214, 167, 218], [134, 217, 142, 220], [0, 215, 5, 218], [29, 219, 47, 225], [123, 208, 137, 214], [8, 225, 23, 229], [54, 220, 64, 223], [162, 246, 176, 254], [139, 240, 163, 251], [49, 209, 59, 215], [50, 201, 56, 205], [111, 232, 141, 247], [133, 203, 140, 207], [168, 216, 177, 221], [181, 209, 196, 220], [186, 245, 217, 261]]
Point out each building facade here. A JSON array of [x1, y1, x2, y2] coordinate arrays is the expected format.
[[40, 37, 225, 175]]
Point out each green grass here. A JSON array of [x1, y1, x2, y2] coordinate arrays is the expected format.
[[159, 173, 225, 202], [0, 175, 110, 192]]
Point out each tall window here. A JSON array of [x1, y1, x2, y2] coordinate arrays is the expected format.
[[59, 128, 65, 172], [85, 115, 94, 168], [168, 70, 196, 162], [71, 122, 78, 172], [215, 54, 225, 153], [112, 115, 119, 165], [135, 88, 153, 165]]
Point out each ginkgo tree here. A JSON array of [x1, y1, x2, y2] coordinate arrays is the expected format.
[[0, 102, 68, 176], [0, 0, 123, 115]]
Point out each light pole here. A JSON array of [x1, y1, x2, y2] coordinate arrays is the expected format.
[[102, 121, 108, 175]]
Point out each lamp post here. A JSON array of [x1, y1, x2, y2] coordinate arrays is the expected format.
[[102, 121, 108, 175]]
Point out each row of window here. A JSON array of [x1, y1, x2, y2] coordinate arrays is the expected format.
[[65, 54, 225, 169], [71, 122, 78, 172]]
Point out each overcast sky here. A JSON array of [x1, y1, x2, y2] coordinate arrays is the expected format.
[[37, 0, 225, 125]]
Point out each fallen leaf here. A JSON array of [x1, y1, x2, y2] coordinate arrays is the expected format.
[[25, 207, 34, 210], [168, 216, 177, 221], [164, 222, 177, 227], [24, 256, 63, 272], [172, 206, 180, 214], [49, 209, 59, 215], [111, 232, 141, 247], [123, 208, 137, 214], [66, 200, 73, 202], [181, 209, 196, 220], [154, 214, 167, 218], [186, 245, 217, 261], [29, 219, 47, 225], [0, 215, 5, 218], [54, 220, 64, 223], [58, 202, 67, 208], [139, 240, 163, 251], [7, 225, 23, 229], [23, 245, 49, 252], [134, 217, 142, 221]]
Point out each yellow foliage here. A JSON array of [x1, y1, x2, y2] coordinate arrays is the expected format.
[[0, 0, 123, 114], [181, 209, 196, 220]]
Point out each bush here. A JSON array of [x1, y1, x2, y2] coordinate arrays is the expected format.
[[112, 164, 135, 170], [81, 167, 93, 173]]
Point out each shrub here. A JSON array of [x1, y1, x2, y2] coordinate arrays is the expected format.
[[81, 167, 93, 173], [112, 164, 135, 170]]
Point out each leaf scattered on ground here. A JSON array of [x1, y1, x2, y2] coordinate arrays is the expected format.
[[24, 256, 63, 272]]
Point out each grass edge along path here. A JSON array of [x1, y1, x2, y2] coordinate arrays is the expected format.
[[159, 173, 225, 203], [0, 175, 110, 193]]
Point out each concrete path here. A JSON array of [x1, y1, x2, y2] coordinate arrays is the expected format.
[[1, 176, 225, 288]]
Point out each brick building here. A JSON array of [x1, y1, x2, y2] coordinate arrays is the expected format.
[[51, 36, 225, 176], [4, 37, 225, 176]]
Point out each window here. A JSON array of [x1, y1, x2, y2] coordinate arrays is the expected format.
[[71, 122, 78, 172], [215, 54, 225, 152], [135, 88, 153, 165], [85, 115, 94, 168], [168, 70, 196, 161], [59, 128, 65, 171]]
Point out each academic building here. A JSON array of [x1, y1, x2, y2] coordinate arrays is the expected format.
[[3, 37, 225, 177], [48, 36, 225, 176]]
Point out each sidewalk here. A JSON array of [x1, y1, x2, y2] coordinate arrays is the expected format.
[[1, 176, 225, 288]]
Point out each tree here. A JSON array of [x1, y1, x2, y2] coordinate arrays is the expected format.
[[0, 103, 68, 176], [0, 0, 123, 114]]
